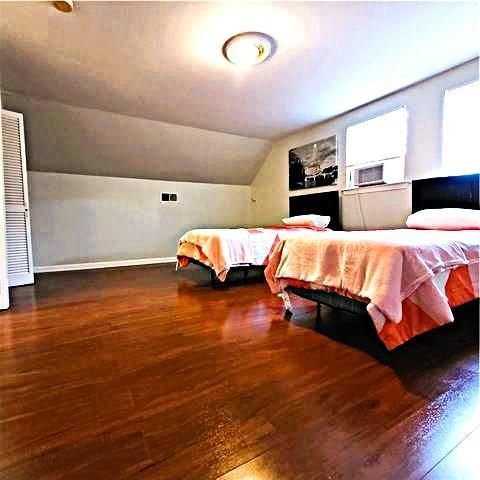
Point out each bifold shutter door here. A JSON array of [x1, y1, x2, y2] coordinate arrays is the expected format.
[[1, 111, 34, 286]]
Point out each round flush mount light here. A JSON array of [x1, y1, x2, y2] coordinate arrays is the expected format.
[[52, 1, 74, 13], [222, 32, 275, 66]]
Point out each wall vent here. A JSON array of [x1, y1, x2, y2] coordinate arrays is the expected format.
[[161, 193, 178, 202]]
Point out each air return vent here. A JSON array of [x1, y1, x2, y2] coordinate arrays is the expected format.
[[160, 193, 178, 203]]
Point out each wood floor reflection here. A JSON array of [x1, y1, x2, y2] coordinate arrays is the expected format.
[[0, 264, 478, 479]]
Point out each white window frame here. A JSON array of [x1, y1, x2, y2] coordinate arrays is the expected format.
[[345, 106, 408, 189]]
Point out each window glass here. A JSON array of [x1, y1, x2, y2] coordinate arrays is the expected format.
[[346, 107, 408, 188], [442, 80, 479, 175]]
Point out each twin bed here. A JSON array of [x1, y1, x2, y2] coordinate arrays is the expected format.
[[177, 190, 341, 285], [176, 225, 327, 286], [177, 174, 479, 349]]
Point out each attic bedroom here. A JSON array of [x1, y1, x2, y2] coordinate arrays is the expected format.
[[0, 1, 478, 479]]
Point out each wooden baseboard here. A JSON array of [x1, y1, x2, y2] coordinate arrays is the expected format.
[[34, 256, 177, 273]]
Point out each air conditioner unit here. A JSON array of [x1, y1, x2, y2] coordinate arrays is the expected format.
[[353, 163, 385, 187]]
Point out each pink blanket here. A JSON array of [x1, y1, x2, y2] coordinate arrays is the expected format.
[[177, 227, 325, 281], [266, 229, 479, 347]]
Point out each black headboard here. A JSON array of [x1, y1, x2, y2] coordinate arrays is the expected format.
[[289, 191, 341, 230], [412, 174, 479, 213]]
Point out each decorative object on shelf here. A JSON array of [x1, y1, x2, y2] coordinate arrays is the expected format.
[[289, 135, 338, 190]]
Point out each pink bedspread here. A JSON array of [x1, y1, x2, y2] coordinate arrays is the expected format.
[[177, 227, 324, 281], [265, 229, 479, 348]]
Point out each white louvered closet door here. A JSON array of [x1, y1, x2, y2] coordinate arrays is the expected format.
[[1, 110, 34, 287]]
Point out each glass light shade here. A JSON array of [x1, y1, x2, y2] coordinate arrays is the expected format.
[[223, 32, 274, 66]]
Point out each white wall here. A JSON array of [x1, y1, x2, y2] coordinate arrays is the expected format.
[[341, 183, 411, 230], [251, 59, 479, 228], [0, 92, 10, 308], [28, 171, 252, 268]]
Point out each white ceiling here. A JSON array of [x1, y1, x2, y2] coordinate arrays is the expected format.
[[1, 1, 478, 141], [2, 91, 272, 185]]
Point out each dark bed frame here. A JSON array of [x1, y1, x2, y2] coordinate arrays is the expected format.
[[289, 190, 342, 230], [187, 257, 259, 288], [286, 173, 479, 319]]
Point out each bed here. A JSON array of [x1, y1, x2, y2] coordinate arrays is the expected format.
[[265, 174, 479, 349], [177, 226, 326, 286], [177, 191, 341, 286]]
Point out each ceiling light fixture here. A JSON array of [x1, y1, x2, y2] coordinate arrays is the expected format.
[[222, 32, 275, 66], [52, 1, 74, 13]]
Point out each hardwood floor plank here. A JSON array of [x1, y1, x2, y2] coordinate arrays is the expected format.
[[0, 264, 477, 479], [0, 425, 152, 480], [218, 370, 478, 480]]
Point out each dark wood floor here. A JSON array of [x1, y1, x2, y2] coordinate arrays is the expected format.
[[0, 264, 478, 479]]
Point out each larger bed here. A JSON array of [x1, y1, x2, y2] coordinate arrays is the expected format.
[[265, 174, 479, 349]]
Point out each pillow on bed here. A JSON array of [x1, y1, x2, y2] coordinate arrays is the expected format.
[[282, 214, 331, 228], [406, 208, 480, 230]]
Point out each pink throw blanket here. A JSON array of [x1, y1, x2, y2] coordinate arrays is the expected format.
[[266, 229, 479, 342], [177, 227, 326, 281]]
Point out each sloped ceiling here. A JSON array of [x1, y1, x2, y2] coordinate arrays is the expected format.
[[2, 92, 271, 184], [0, 1, 478, 184]]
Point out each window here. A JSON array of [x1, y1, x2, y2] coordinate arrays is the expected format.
[[442, 80, 479, 175], [346, 107, 408, 188]]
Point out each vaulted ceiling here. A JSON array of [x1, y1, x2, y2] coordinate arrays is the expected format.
[[0, 1, 478, 183]]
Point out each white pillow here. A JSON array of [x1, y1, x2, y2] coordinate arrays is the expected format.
[[406, 208, 480, 230], [282, 214, 331, 228]]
